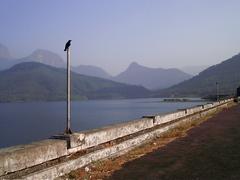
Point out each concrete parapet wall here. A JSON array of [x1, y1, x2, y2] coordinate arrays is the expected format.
[[69, 118, 154, 152], [203, 104, 213, 109], [187, 106, 203, 115], [0, 139, 67, 176], [154, 110, 186, 125], [22, 117, 193, 180]]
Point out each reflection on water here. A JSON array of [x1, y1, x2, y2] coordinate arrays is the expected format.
[[0, 98, 206, 148]]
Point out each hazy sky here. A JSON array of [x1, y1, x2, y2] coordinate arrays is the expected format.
[[1, 0, 240, 75]]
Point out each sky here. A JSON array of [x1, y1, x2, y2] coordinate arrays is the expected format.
[[0, 0, 240, 75]]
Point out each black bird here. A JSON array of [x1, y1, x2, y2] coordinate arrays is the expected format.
[[64, 40, 72, 51]]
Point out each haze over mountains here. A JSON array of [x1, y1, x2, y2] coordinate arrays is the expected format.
[[73, 63, 192, 90], [72, 65, 112, 80], [114, 62, 192, 90], [1, 43, 240, 100], [180, 65, 209, 75], [18, 49, 66, 68], [0, 44, 15, 70], [0, 44, 11, 59], [0, 44, 66, 70], [156, 53, 240, 97], [0, 44, 193, 90]]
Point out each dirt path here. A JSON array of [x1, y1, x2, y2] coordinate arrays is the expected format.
[[66, 104, 240, 180]]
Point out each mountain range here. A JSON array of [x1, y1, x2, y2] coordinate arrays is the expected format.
[[155, 53, 240, 97], [18, 49, 66, 68], [114, 62, 192, 90], [74, 62, 193, 90], [0, 44, 66, 70], [0, 62, 151, 102], [0, 43, 193, 90], [2, 43, 240, 100], [72, 65, 112, 79]]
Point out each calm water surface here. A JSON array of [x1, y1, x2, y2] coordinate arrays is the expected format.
[[0, 98, 206, 148]]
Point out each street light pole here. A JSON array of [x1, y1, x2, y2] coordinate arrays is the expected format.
[[64, 40, 72, 134], [216, 82, 219, 101]]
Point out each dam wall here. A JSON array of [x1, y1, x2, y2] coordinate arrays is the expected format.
[[0, 98, 233, 179]]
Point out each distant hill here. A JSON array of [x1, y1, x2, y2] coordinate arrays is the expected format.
[[17, 49, 65, 68], [114, 62, 192, 90], [0, 46, 66, 70], [155, 53, 240, 97], [0, 62, 151, 102], [0, 44, 114, 80], [180, 65, 209, 75], [72, 65, 112, 79]]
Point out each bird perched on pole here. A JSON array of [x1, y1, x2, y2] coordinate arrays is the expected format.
[[64, 40, 72, 51]]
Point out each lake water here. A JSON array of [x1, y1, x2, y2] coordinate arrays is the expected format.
[[0, 98, 206, 148]]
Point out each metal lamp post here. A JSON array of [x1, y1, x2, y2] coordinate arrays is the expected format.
[[216, 82, 219, 101], [65, 40, 72, 134]]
